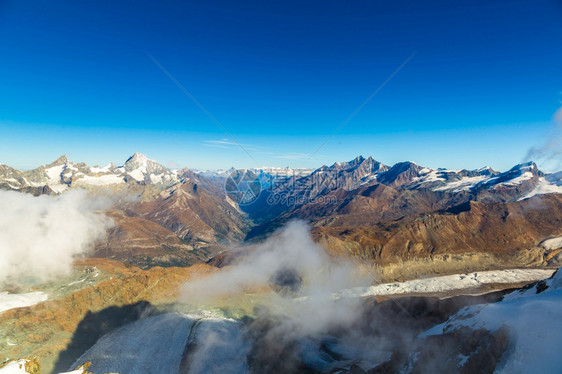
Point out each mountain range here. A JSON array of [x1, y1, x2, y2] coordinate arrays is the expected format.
[[2, 153, 562, 276], [2, 153, 562, 373]]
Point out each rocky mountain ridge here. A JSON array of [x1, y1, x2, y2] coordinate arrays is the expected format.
[[2, 154, 562, 273], [0, 153, 178, 194]]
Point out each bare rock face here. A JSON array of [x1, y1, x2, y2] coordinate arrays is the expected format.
[[91, 177, 250, 268], [2, 154, 561, 276], [94, 210, 202, 268], [124, 179, 248, 244], [0, 154, 252, 269], [313, 194, 562, 276]]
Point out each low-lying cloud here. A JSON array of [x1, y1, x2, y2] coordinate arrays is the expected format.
[[180, 222, 394, 372], [181, 221, 369, 334], [0, 189, 112, 285], [524, 106, 562, 171]]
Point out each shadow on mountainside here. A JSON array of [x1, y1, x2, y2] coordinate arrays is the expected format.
[[52, 301, 157, 373]]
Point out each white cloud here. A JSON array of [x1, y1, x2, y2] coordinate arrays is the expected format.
[[0, 189, 112, 285], [181, 221, 369, 335], [524, 105, 562, 171]]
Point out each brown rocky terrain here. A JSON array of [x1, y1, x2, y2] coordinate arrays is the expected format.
[[235, 158, 562, 281], [100, 174, 249, 268], [312, 194, 562, 280], [0, 155, 250, 269], [2, 155, 561, 280], [94, 210, 203, 268], [124, 178, 247, 246]]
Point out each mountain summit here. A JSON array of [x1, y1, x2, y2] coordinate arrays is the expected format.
[[118, 152, 177, 185]]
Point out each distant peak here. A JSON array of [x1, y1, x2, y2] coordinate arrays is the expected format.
[[394, 160, 419, 168], [509, 161, 537, 172], [132, 152, 148, 160], [475, 165, 495, 175], [125, 152, 149, 164], [48, 155, 69, 166]]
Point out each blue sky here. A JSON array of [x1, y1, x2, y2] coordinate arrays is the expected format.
[[1, 0, 561, 171]]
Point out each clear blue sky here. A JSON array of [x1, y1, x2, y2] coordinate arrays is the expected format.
[[1, 0, 561, 171]]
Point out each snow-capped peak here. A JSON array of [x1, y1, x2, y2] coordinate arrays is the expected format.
[[123, 152, 149, 166], [46, 155, 70, 167], [475, 165, 494, 175], [508, 161, 537, 173], [118, 152, 178, 185]]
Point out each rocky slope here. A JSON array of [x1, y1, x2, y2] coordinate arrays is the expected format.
[[313, 194, 562, 280], [245, 158, 561, 227], [2, 154, 562, 275], [0, 153, 251, 268], [236, 157, 562, 279]]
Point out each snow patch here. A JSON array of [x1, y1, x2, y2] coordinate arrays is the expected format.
[[89, 163, 112, 173], [45, 164, 64, 182], [0, 360, 28, 374], [541, 236, 562, 251], [337, 269, 555, 298], [47, 184, 69, 193], [519, 177, 562, 200], [432, 175, 489, 192], [0, 291, 48, 314], [74, 174, 124, 186], [127, 169, 144, 182], [421, 269, 562, 373], [497, 171, 534, 186], [412, 169, 446, 185]]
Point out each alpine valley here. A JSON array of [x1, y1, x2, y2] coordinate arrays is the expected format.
[[1, 153, 562, 374]]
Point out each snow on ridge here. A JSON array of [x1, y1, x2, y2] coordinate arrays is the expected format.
[[89, 163, 112, 174], [420, 267, 562, 373], [45, 164, 65, 183], [519, 177, 562, 200], [126, 168, 144, 182], [496, 171, 534, 187], [74, 174, 124, 186], [336, 269, 555, 299], [432, 175, 488, 192], [411, 169, 446, 185]]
